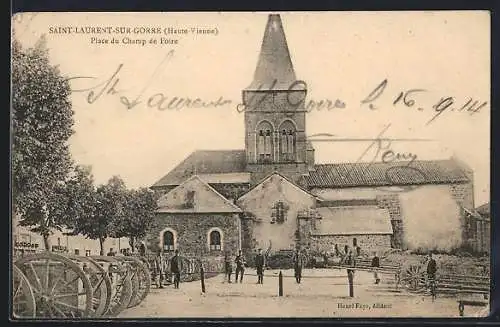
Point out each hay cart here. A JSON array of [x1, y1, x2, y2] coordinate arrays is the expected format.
[[12, 251, 151, 319]]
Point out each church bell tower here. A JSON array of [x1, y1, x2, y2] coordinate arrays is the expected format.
[[243, 14, 313, 184]]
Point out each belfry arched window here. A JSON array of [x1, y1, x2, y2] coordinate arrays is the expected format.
[[256, 121, 274, 163], [279, 121, 296, 162]]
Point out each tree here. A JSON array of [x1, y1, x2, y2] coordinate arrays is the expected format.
[[112, 188, 158, 253], [12, 35, 75, 250], [59, 165, 98, 244], [80, 176, 127, 255]]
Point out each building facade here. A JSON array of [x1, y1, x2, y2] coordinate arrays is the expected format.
[[150, 14, 478, 260], [12, 214, 131, 258]]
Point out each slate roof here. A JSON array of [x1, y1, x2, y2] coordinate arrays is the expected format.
[[301, 159, 470, 189], [156, 175, 242, 214], [197, 173, 251, 184], [313, 206, 393, 236], [476, 202, 490, 217], [151, 150, 247, 188]]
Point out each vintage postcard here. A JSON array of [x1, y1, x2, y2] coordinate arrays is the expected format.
[[11, 11, 490, 319]]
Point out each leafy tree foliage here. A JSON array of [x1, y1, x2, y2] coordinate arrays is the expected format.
[[12, 35, 74, 249], [112, 188, 159, 252], [68, 175, 127, 255]]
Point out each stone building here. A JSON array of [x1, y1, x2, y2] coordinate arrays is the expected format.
[[149, 14, 476, 259], [148, 176, 242, 258]]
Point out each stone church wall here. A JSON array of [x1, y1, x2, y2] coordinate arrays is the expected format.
[[147, 213, 240, 257]]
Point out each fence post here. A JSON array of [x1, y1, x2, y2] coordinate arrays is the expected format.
[[200, 265, 206, 293], [347, 269, 354, 297], [278, 270, 283, 296]]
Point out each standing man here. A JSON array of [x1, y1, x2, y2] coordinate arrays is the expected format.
[[345, 250, 356, 296], [153, 250, 166, 289], [139, 241, 146, 257], [170, 249, 182, 289], [371, 252, 381, 284], [234, 250, 245, 283], [293, 248, 304, 284], [224, 251, 233, 283], [255, 249, 265, 284], [107, 248, 116, 256], [426, 253, 437, 288]]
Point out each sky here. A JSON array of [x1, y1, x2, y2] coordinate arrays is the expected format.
[[12, 11, 490, 206]]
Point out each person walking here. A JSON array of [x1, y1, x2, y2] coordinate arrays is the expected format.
[[255, 249, 265, 284], [293, 248, 304, 284], [224, 251, 233, 283], [170, 249, 182, 289], [234, 250, 245, 283], [371, 252, 381, 284]]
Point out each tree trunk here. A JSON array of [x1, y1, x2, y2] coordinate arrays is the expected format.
[[43, 234, 50, 251], [99, 237, 105, 256]]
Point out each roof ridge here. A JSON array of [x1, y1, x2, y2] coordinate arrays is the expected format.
[[314, 158, 457, 167], [195, 149, 245, 153]]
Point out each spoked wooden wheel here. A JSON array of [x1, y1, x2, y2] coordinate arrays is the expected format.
[[15, 252, 94, 318], [90, 256, 132, 317], [65, 254, 112, 317], [12, 265, 37, 318], [400, 263, 426, 292], [115, 256, 151, 308]]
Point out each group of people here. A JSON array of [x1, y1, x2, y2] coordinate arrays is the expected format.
[[151, 249, 182, 289], [225, 249, 267, 284], [224, 248, 305, 285]]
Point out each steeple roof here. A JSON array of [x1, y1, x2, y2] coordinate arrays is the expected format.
[[246, 14, 298, 91]]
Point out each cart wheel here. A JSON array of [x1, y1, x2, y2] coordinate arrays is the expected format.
[[90, 256, 133, 317], [117, 256, 151, 307], [15, 252, 94, 318], [12, 265, 37, 318], [400, 263, 426, 292], [65, 254, 112, 317]]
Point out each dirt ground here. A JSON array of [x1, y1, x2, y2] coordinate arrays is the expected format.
[[118, 268, 489, 318]]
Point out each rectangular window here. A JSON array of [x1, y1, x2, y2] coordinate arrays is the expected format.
[[210, 244, 221, 250], [85, 250, 91, 256]]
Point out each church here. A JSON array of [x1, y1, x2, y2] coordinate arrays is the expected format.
[[146, 14, 475, 260]]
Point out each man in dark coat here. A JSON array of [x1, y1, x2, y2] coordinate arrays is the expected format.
[[139, 242, 146, 257], [426, 253, 437, 281], [170, 249, 182, 289], [293, 249, 304, 284], [371, 252, 380, 284], [224, 251, 233, 283], [234, 250, 245, 283], [346, 250, 356, 289], [255, 249, 265, 284]]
